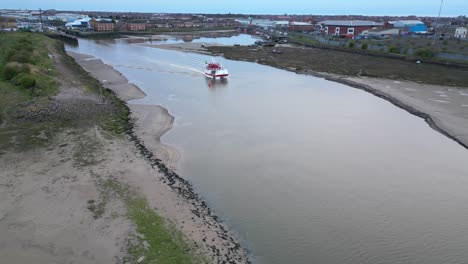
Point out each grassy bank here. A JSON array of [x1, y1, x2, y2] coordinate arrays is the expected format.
[[0, 32, 61, 150], [0, 32, 129, 150], [0, 32, 58, 98], [0, 32, 209, 263]]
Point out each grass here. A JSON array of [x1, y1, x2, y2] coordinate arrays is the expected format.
[[102, 179, 207, 264], [0, 33, 61, 150], [0, 31, 130, 152], [0, 32, 59, 97]]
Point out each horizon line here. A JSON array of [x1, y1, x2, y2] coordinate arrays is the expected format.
[[2, 8, 466, 18]]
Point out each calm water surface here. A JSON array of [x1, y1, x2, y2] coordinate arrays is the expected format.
[[67, 35, 468, 264]]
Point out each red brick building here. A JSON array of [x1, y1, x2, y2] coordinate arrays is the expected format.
[[93, 22, 115, 31], [319, 20, 383, 36], [126, 23, 146, 31]]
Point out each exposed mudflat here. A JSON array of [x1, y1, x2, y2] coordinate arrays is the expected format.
[[208, 45, 468, 87], [67, 51, 146, 102], [136, 42, 217, 55], [0, 41, 251, 263], [203, 45, 468, 149], [66, 49, 251, 263]]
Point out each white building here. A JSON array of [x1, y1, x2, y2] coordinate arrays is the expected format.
[[455, 27, 467, 39], [65, 16, 92, 29]]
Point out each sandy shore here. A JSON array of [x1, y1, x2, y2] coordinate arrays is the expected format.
[[64, 50, 250, 262], [129, 104, 180, 169], [0, 39, 250, 263], [67, 51, 146, 102], [136, 42, 220, 55]]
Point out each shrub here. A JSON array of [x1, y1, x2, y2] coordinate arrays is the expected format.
[[388, 46, 400, 54], [361, 43, 368, 50], [442, 40, 448, 45], [348, 41, 355, 48], [7, 50, 31, 63], [15, 73, 36, 88], [415, 48, 435, 59], [2, 62, 30, 80]]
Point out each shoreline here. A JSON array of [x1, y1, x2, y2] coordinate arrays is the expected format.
[[135, 42, 218, 55], [321, 74, 468, 150], [298, 69, 468, 150], [66, 50, 251, 263], [145, 42, 468, 150], [208, 45, 468, 150], [67, 51, 147, 102]]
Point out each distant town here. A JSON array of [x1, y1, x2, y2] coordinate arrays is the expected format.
[[0, 9, 467, 40]]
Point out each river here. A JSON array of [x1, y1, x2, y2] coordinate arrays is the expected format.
[[67, 35, 468, 264]]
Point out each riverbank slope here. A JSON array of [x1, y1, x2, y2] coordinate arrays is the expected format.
[[0, 32, 250, 264]]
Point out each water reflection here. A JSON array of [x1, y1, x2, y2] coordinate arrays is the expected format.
[[67, 38, 468, 264], [206, 78, 229, 89]]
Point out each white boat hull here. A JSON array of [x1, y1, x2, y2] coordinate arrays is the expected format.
[[204, 69, 229, 79]]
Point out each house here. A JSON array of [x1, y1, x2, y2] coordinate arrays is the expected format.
[[289, 21, 314, 32], [319, 20, 383, 36], [392, 20, 427, 33], [455, 27, 467, 39]]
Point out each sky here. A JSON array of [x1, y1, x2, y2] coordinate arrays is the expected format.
[[2, 0, 467, 16]]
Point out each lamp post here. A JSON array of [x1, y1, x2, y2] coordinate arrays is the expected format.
[[432, 0, 444, 46]]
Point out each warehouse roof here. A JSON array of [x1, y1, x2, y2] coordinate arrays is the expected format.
[[320, 20, 383, 27], [290, 22, 313, 26]]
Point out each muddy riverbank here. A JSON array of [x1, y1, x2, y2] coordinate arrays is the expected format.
[[0, 31, 250, 264], [67, 50, 251, 263], [139, 42, 468, 149], [203, 45, 468, 149], [64, 36, 468, 264]]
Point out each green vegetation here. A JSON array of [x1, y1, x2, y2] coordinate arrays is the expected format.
[[0, 32, 61, 149], [102, 180, 207, 264], [289, 34, 320, 46], [0, 32, 58, 97], [348, 41, 355, 48], [388, 46, 400, 54], [415, 48, 435, 59], [361, 43, 368, 50]]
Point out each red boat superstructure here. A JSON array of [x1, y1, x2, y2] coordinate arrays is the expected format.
[[204, 62, 229, 79]]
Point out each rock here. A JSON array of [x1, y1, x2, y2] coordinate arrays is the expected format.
[[137, 256, 145, 263]]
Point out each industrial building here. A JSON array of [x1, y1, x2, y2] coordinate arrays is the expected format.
[[319, 20, 383, 36], [65, 16, 92, 29], [390, 20, 427, 34], [289, 21, 314, 32]]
